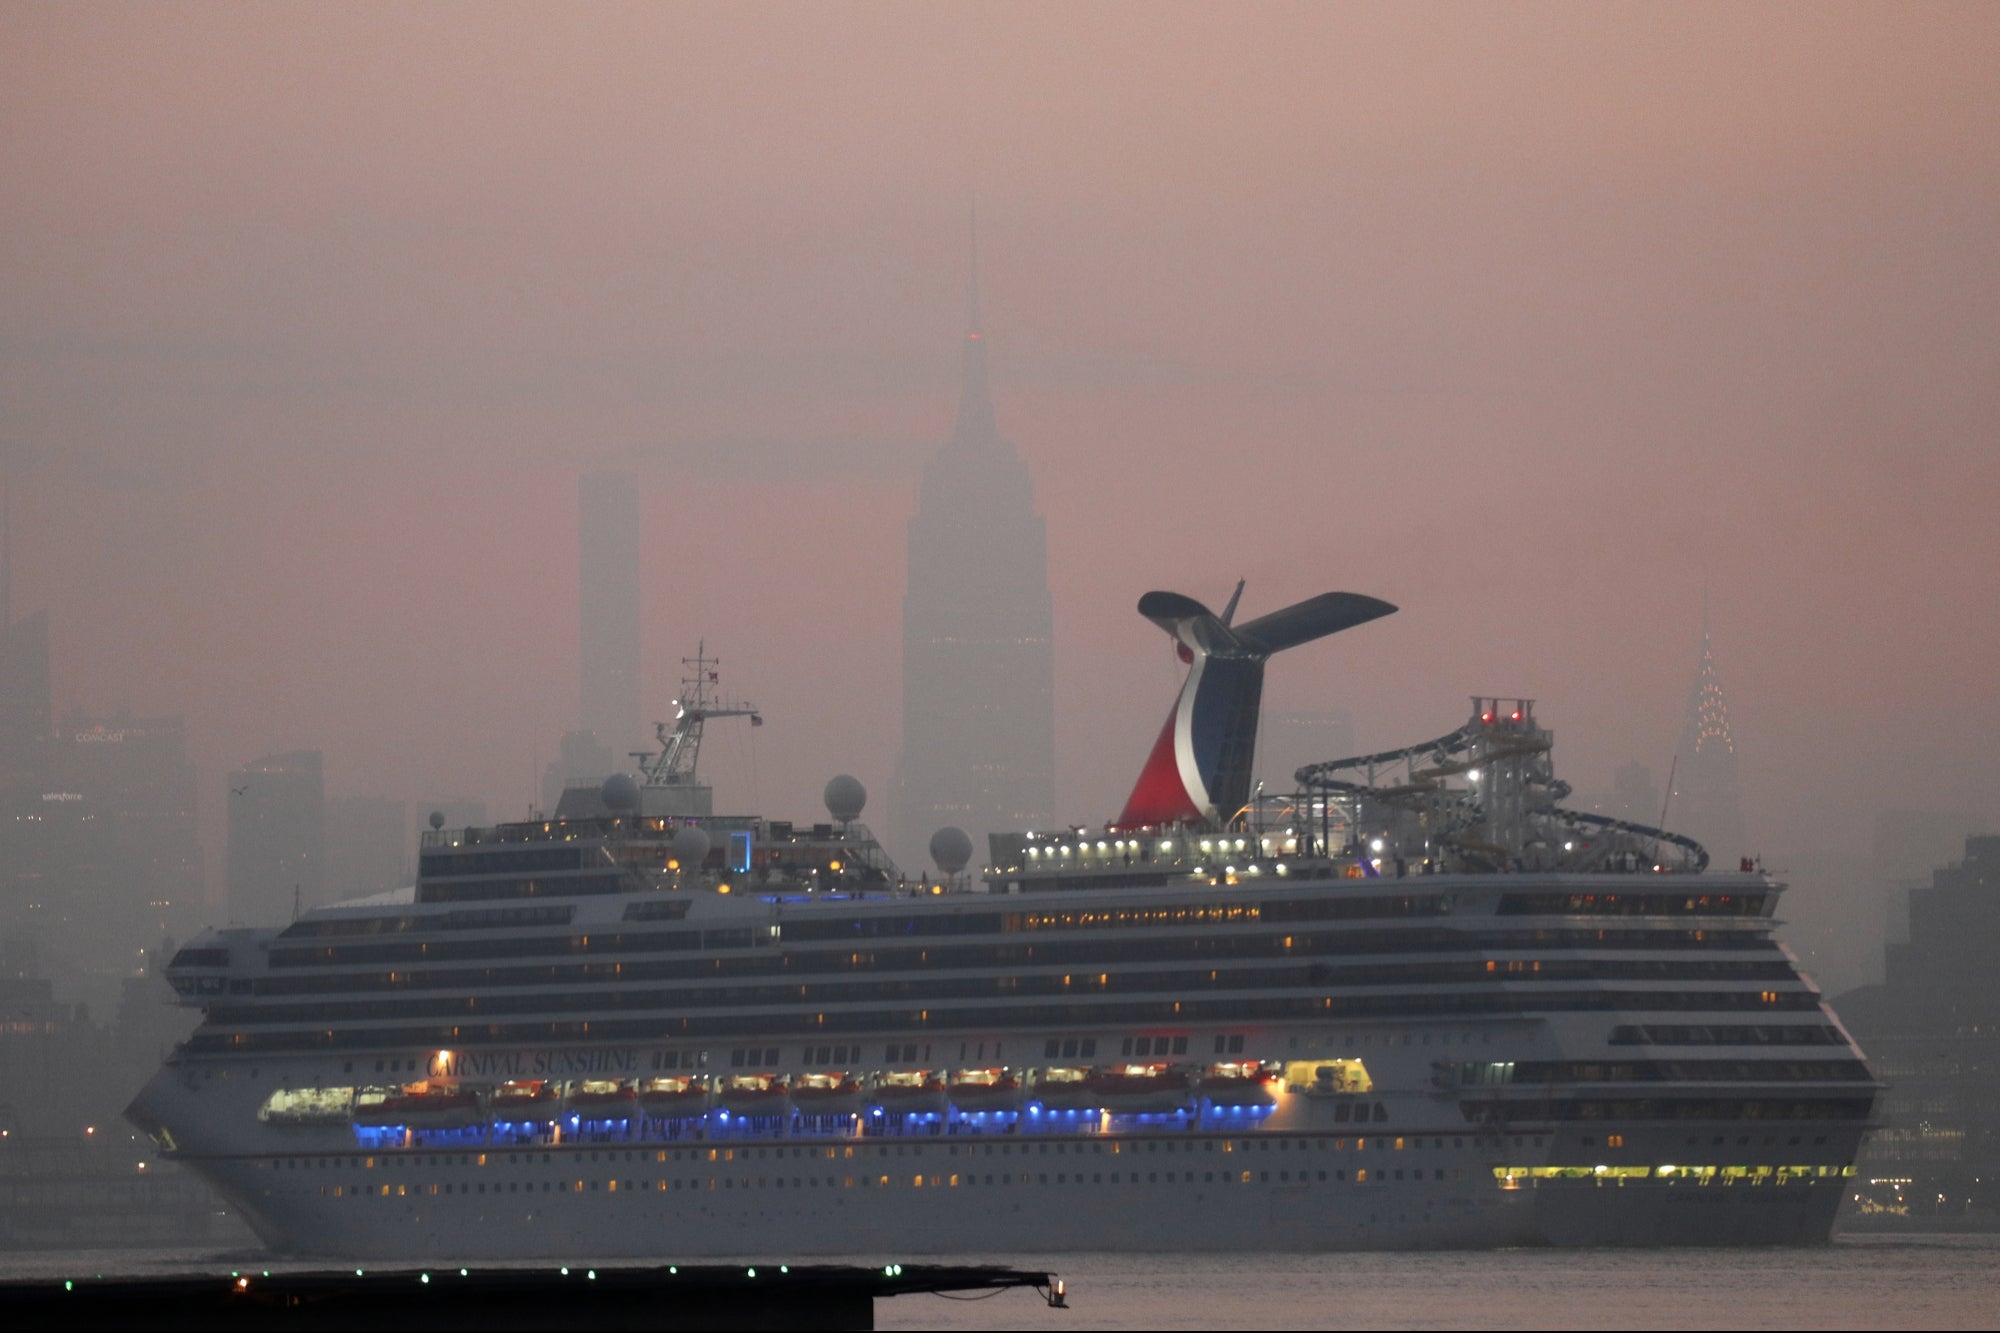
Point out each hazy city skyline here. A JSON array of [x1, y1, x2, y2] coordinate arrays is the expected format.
[[3, 4, 1997, 999]]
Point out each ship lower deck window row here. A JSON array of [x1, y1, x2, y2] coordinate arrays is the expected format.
[[1497, 893, 1769, 917], [261, 1130, 1852, 1198], [210, 960, 1808, 1026], [1608, 1024, 1847, 1046], [271, 1135, 1510, 1171], [1465, 1096, 1872, 1123], [190, 988, 1826, 1054], [302, 1159, 1854, 1198], [315, 1166, 1467, 1196], [1504, 1059, 1871, 1084]]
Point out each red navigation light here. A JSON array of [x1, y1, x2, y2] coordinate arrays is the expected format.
[[1480, 712, 1494, 725], [1510, 710, 1522, 723]]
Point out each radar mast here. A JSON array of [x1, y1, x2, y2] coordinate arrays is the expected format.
[[637, 643, 762, 795]]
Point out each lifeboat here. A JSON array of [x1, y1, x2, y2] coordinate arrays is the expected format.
[[947, 1069, 1022, 1113], [351, 1084, 483, 1129], [870, 1071, 947, 1116], [637, 1076, 711, 1119], [716, 1074, 792, 1118], [1030, 1066, 1097, 1112], [1086, 1064, 1194, 1114], [1197, 1061, 1278, 1108], [565, 1080, 640, 1120], [790, 1073, 864, 1116], [488, 1080, 560, 1121]]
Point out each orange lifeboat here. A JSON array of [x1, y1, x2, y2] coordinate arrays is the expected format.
[[488, 1080, 560, 1121], [1085, 1064, 1194, 1114], [717, 1074, 792, 1118], [352, 1084, 483, 1129], [947, 1069, 1022, 1114], [870, 1071, 947, 1116], [1198, 1061, 1278, 1108], [1031, 1066, 1096, 1112], [637, 1076, 711, 1119], [565, 1080, 640, 1119], [790, 1073, 864, 1116]]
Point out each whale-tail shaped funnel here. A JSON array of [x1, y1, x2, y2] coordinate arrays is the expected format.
[[1114, 589, 1397, 829]]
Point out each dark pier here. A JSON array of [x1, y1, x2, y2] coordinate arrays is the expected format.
[[0, 1262, 1067, 1330]]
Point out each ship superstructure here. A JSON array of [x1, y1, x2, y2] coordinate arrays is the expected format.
[[128, 590, 1875, 1259]]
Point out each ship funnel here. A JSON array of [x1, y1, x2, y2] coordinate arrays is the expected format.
[[1114, 588, 1395, 829]]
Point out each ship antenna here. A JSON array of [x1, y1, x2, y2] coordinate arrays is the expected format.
[[638, 642, 762, 790], [968, 195, 982, 335], [1219, 579, 1245, 627]]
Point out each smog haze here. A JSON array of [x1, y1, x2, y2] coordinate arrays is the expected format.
[[4, 2, 1997, 994]]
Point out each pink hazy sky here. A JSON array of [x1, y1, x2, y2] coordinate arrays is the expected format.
[[3, 3, 1996, 984]]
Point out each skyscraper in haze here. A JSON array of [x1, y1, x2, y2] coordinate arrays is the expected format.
[[540, 728, 615, 815], [895, 248, 1055, 869], [578, 472, 642, 769], [49, 709, 205, 967], [0, 481, 49, 791], [226, 750, 323, 924], [0, 480, 54, 931], [1669, 616, 1747, 861]]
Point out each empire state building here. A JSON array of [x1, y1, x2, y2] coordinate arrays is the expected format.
[[894, 272, 1055, 871]]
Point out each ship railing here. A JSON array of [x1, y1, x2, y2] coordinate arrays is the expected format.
[[419, 813, 768, 851]]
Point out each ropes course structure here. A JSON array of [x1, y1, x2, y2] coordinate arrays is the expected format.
[[1291, 697, 1708, 875]]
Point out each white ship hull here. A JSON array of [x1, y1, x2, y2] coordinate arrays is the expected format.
[[130, 989, 1866, 1262], [161, 1122, 1853, 1260]]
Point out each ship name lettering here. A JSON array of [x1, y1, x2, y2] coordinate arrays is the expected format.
[[433, 1049, 638, 1080]]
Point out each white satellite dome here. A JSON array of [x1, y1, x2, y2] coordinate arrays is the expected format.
[[823, 774, 867, 823], [600, 772, 641, 813], [671, 824, 711, 868], [929, 826, 974, 876]]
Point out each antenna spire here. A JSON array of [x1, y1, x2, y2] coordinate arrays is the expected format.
[[953, 199, 996, 441], [968, 197, 983, 335]]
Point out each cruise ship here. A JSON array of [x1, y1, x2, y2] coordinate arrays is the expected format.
[[127, 589, 1876, 1258]]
